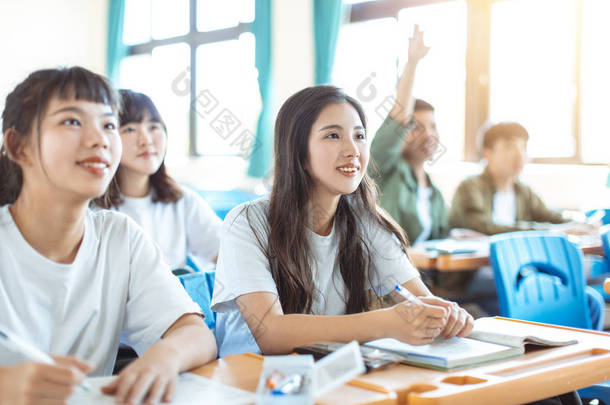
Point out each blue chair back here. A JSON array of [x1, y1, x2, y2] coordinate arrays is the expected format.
[[194, 189, 260, 220], [601, 225, 610, 260], [204, 271, 215, 299], [586, 209, 610, 225], [489, 231, 591, 329], [177, 272, 216, 330]]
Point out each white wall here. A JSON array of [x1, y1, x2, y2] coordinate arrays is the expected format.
[[0, 0, 108, 115]]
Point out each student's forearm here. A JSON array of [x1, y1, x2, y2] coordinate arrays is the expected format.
[[390, 60, 418, 125], [257, 278, 432, 354], [159, 321, 217, 371], [256, 309, 394, 355]]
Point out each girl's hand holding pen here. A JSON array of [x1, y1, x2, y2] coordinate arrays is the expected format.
[[387, 284, 474, 344], [384, 291, 448, 345], [419, 296, 474, 339], [0, 356, 91, 405]]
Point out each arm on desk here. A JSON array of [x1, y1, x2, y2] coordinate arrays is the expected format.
[[102, 314, 217, 405], [235, 278, 474, 355]]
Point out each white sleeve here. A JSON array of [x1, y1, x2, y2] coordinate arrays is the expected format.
[[211, 202, 278, 313], [366, 216, 420, 296], [122, 222, 202, 355], [183, 188, 223, 264]]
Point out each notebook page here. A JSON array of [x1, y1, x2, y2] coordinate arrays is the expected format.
[[469, 317, 577, 348], [68, 373, 255, 405]]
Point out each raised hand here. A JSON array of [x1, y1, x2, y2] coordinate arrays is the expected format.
[[408, 24, 430, 64]]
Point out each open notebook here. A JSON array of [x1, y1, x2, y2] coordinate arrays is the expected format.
[[363, 317, 577, 371]]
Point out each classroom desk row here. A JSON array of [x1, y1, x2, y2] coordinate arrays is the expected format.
[[191, 318, 610, 405], [407, 235, 604, 272]]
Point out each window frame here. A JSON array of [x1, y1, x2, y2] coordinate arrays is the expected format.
[[347, 0, 599, 165], [124, 0, 253, 156]]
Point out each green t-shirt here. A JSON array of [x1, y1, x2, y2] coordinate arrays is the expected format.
[[370, 115, 449, 244]]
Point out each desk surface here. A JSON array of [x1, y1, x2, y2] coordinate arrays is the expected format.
[[190, 318, 610, 405], [191, 352, 397, 405], [408, 235, 604, 272]]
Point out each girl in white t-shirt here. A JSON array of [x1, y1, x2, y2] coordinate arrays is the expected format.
[[95, 90, 221, 271], [0, 67, 217, 405], [211, 86, 474, 357]]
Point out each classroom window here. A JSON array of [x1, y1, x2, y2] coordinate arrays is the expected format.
[[119, 0, 255, 164], [397, 2, 467, 162], [195, 33, 259, 156], [343, 0, 603, 165], [333, 18, 400, 135], [151, 0, 190, 40], [489, 0, 577, 159], [580, 0, 610, 164], [197, 0, 254, 32]]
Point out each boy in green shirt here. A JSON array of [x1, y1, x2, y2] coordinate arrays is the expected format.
[[370, 26, 448, 245], [447, 122, 602, 329], [449, 122, 570, 234]]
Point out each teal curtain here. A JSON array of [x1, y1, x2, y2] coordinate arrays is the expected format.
[[247, 0, 273, 178], [106, 0, 127, 84], [313, 0, 343, 85]]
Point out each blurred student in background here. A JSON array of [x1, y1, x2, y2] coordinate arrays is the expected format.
[[449, 122, 570, 234], [370, 26, 448, 246], [95, 90, 222, 272]]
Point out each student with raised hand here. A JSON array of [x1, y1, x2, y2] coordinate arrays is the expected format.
[[95, 89, 221, 272], [370, 25, 448, 245], [210, 85, 474, 357], [0, 67, 217, 405]]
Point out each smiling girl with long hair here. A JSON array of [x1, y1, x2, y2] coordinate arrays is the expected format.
[[211, 85, 473, 356]]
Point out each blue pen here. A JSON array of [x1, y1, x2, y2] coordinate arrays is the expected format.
[[0, 325, 92, 392], [394, 284, 418, 304]]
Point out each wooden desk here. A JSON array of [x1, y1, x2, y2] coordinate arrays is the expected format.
[[408, 236, 604, 272], [190, 318, 610, 405], [190, 352, 397, 405], [354, 317, 610, 405], [407, 247, 489, 272]]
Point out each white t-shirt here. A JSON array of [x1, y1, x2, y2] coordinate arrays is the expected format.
[[492, 190, 517, 226], [115, 186, 222, 271], [211, 197, 420, 357], [0, 206, 201, 376], [413, 186, 433, 246]]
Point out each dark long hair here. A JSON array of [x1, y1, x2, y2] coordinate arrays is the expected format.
[[94, 89, 182, 208], [246, 86, 409, 315], [0, 66, 119, 206]]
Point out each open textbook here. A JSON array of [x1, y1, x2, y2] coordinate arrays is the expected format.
[[363, 317, 577, 371], [68, 373, 255, 405]]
